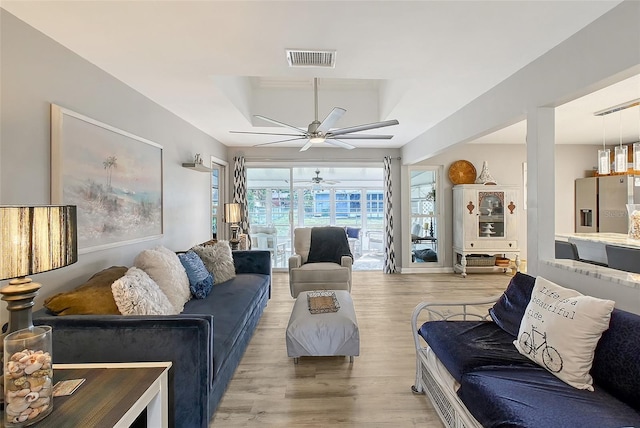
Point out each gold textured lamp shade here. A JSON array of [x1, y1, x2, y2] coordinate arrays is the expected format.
[[224, 203, 242, 250], [0, 205, 78, 332], [224, 203, 242, 224]]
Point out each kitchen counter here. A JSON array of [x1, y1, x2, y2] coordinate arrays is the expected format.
[[556, 232, 640, 265]]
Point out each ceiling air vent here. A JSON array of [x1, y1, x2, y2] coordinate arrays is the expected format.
[[286, 49, 336, 68]]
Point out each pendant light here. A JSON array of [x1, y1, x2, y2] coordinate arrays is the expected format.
[[598, 116, 610, 175], [614, 110, 627, 173], [634, 104, 640, 173]]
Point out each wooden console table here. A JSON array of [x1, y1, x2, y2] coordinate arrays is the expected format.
[[30, 362, 171, 428]]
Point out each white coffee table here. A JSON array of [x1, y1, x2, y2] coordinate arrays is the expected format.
[[286, 290, 360, 363]]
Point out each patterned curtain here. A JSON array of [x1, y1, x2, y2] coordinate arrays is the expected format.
[[232, 156, 249, 233], [383, 156, 397, 273]]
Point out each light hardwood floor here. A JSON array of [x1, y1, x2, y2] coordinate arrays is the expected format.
[[211, 271, 511, 427]]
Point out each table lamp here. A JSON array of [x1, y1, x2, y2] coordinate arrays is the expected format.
[[224, 203, 242, 250], [0, 205, 78, 333]]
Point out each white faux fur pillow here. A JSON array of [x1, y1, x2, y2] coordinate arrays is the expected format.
[[134, 247, 191, 312], [111, 267, 178, 315], [192, 241, 237, 284]]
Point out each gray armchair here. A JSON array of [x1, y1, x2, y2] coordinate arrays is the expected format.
[[288, 227, 352, 298]]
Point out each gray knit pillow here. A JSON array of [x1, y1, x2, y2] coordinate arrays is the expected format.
[[192, 241, 236, 284]]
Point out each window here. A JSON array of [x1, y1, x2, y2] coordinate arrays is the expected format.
[[210, 159, 227, 239]]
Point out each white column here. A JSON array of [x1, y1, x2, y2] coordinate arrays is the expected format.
[[526, 107, 555, 276]]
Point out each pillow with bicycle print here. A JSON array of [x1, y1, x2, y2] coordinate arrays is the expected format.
[[513, 276, 615, 391]]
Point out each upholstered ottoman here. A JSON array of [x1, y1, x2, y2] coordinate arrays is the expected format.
[[286, 290, 360, 363]]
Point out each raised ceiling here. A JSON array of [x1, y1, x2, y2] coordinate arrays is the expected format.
[[2, 1, 636, 150]]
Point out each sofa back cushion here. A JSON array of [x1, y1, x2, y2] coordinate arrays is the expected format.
[[489, 272, 535, 337], [591, 308, 640, 411]]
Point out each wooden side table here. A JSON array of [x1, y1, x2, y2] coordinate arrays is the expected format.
[[30, 362, 171, 428]]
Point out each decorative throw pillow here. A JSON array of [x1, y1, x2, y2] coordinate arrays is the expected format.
[[44, 266, 127, 315], [111, 267, 178, 315], [192, 241, 237, 284], [514, 276, 615, 390], [134, 247, 191, 312], [178, 250, 214, 299], [345, 226, 360, 239], [489, 272, 536, 337]]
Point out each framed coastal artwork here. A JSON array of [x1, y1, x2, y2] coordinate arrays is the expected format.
[[51, 104, 163, 253]]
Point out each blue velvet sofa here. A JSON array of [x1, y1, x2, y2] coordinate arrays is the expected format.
[[411, 272, 640, 428], [34, 250, 271, 428]]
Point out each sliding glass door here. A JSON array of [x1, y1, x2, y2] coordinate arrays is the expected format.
[[245, 165, 384, 270]]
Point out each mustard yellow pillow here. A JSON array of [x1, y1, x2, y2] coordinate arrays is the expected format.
[[44, 266, 127, 315]]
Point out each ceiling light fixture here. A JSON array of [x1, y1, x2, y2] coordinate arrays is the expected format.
[[614, 110, 627, 173], [634, 105, 640, 172], [598, 116, 610, 175]]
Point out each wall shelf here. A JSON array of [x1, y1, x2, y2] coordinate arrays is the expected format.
[[182, 162, 212, 172]]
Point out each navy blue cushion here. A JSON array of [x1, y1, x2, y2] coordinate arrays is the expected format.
[[591, 308, 640, 411], [488, 272, 535, 337], [345, 226, 360, 239], [418, 321, 535, 382], [458, 366, 640, 428], [178, 250, 214, 299]]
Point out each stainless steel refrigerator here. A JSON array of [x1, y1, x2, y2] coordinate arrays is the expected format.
[[575, 177, 598, 232], [575, 175, 640, 233]]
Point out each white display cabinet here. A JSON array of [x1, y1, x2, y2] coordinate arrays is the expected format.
[[453, 184, 521, 277]]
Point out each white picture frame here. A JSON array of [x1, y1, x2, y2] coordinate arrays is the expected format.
[[51, 104, 163, 253]]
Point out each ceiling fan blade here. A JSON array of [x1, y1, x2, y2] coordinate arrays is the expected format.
[[329, 119, 399, 137], [327, 139, 356, 150], [254, 115, 307, 134], [329, 134, 393, 140], [253, 137, 307, 147], [299, 141, 314, 152], [230, 130, 304, 137], [316, 107, 346, 133]]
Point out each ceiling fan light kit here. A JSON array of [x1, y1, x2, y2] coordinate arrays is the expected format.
[[230, 78, 399, 151]]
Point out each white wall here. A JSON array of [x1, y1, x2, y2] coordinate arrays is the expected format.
[[0, 11, 226, 319]]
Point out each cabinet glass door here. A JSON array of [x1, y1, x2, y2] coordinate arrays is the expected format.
[[478, 191, 505, 238]]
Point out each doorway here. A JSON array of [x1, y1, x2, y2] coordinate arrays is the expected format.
[[409, 166, 442, 266]]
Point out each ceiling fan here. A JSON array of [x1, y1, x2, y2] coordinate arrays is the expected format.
[[292, 169, 339, 187], [309, 169, 338, 185], [230, 78, 399, 151]]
